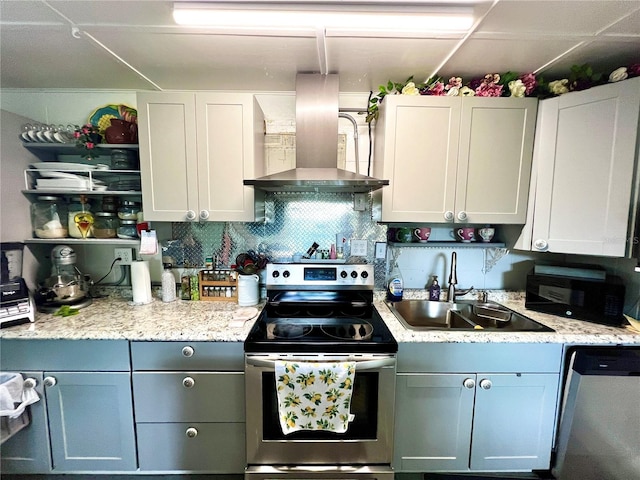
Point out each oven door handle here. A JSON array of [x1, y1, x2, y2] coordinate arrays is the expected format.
[[245, 356, 396, 371]]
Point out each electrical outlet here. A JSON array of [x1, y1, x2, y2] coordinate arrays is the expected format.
[[114, 248, 133, 265], [351, 239, 368, 257], [353, 193, 367, 211], [375, 242, 387, 260]]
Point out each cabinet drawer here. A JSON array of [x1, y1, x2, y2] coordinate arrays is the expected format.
[[133, 372, 244, 422], [137, 422, 245, 472], [131, 341, 244, 371], [398, 343, 563, 373], [0, 339, 130, 371]]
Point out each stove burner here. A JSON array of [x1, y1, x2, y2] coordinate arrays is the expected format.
[[321, 319, 373, 340], [266, 321, 314, 339]]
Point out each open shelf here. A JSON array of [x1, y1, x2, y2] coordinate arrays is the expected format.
[[388, 241, 506, 248], [24, 238, 139, 245]]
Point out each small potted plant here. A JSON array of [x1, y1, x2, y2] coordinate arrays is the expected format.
[[74, 124, 101, 160]]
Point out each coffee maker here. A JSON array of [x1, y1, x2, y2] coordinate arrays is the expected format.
[[34, 245, 93, 312], [0, 242, 35, 328]]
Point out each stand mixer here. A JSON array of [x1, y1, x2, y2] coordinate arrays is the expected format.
[[34, 245, 93, 312]]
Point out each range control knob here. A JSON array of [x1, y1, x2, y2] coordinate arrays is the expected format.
[[340, 270, 348, 278], [283, 270, 290, 278], [351, 271, 358, 278], [272, 270, 280, 278], [361, 271, 369, 279]]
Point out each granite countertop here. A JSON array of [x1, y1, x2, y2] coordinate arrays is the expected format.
[[1, 289, 639, 345]]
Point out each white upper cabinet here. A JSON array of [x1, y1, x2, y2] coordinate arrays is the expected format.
[[137, 92, 264, 222], [373, 95, 537, 224], [516, 78, 640, 257]]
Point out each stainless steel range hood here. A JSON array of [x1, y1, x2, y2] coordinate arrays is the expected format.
[[244, 73, 389, 193]]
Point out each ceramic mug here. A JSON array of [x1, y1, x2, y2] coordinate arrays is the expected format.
[[478, 227, 495, 243], [395, 227, 413, 243], [413, 227, 431, 242], [455, 227, 475, 242], [387, 227, 397, 242]]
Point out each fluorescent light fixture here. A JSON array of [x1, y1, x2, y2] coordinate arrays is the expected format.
[[173, 2, 474, 34]]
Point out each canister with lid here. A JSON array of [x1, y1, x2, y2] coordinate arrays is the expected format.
[[117, 219, 138, 239], [93, 212, 119, 239], [118, 200, 140, 220], [31, 196, 68, 239]]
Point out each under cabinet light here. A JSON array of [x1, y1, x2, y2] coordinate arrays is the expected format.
[[172, 2, 474, 35]]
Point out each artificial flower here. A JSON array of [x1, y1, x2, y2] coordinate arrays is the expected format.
[[629, 64, 640, 77], [459, 86, 475, 96], [549, 79, 569, 95], [74, 124, 101, 159], [445, 77, 462, 91], [609, 67, 628, 83], [475, 73, 503, 97], [425, 81, 445, 96], [519, 73, 537, 95], [446, 87, 460, 97], [508, 79, 527, 97], [401, 82, 420, 95]]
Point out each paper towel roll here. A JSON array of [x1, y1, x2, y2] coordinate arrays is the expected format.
[[131, 260, 152, 305]]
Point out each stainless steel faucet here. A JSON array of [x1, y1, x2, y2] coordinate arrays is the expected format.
[[447, 251, 473, 302]]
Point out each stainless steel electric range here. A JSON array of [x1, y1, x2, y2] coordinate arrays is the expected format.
[[244, 263, 397, 480]]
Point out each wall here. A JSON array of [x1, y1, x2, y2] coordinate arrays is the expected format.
[[2, 88, 640, 316]]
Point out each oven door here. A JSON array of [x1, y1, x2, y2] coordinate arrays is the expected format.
[[245, 353, 396, 466]]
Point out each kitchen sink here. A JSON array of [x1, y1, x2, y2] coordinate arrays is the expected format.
[[386, 300, 554, 332]]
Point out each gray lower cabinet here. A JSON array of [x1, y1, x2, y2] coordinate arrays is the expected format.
[[0, 339, 137, 473], [394, 343, 562, 473], [131, 341, 246, 473]]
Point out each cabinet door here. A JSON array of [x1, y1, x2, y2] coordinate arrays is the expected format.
[[456, 98, 537, 224], [375, 96, 461, 223], [529, 78, 640, 256], [0, 372, 51, 474], [138, 92, 199, 221], [394, 373, 475, 472], [195, 93, 264, 221], [45, 371, 136, 472], [470, 373, 559, 471]]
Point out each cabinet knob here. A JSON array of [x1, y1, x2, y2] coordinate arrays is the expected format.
[[43, 376, 57, 387], [185, 210, 197, 221], [185, 427, 198, 438], [457, 211, 468, 221], [533, 239, 548, 251], [199, 210, 209, 221], [444, 211, 454, 221], [463, 378, 475, 389], [181, 345, 195, 357], [183, 376, 195, 388], [23, 377, 37, 389], [479, 379, 492, 390]]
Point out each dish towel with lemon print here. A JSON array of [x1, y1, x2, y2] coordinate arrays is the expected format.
[[275, 361, 356, 434]]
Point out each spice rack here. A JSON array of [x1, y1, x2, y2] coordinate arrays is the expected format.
[[198, 270, 237, 302]]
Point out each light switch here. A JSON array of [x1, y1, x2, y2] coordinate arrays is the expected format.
[[375, 242, 387, 259]]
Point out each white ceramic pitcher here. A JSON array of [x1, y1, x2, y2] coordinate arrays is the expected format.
[[238, 273, 259, 306]]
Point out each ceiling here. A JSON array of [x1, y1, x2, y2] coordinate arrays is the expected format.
[[1, 0, 639, 93]]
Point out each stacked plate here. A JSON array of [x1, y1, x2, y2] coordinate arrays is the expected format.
[[31, 164, 107, 191]]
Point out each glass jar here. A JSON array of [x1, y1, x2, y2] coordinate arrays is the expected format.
[[101, 195, 119, 213], [118, 200, 140, 220], [117, 219, 138, 239], [31, 196, 68, 239], [93, 212, 119, 239], [68, 196, 93, 238]]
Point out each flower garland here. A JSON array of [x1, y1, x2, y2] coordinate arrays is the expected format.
[[366, 63, 640, 123]]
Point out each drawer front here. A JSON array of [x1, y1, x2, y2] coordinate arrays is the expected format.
[[133, 371, 244, 422], [137, 422, 245, 472], [0, 339, 130, 371], [397, 343, 563, 373], [131, 341, 244, 371]]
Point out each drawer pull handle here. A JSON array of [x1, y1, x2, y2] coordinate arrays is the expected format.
[[444, 211, 454, 221], [185, 210, 197, 221], [186, 427, 198, 438], [23, 378, 37, 389], [43, 376, 57, 387], [182, 345, 195, 357], [479, 379, 492, 390], [463, 378, 475, 389], [183, 376, 195, 388]]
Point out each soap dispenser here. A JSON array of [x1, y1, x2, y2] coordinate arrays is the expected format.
[[428, 275, 441, 301]]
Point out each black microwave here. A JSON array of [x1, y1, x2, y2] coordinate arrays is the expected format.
[[525, 272, 625, 326]]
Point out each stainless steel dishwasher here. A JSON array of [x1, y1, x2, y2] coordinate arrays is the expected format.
[[553, 347, 640, 480]]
